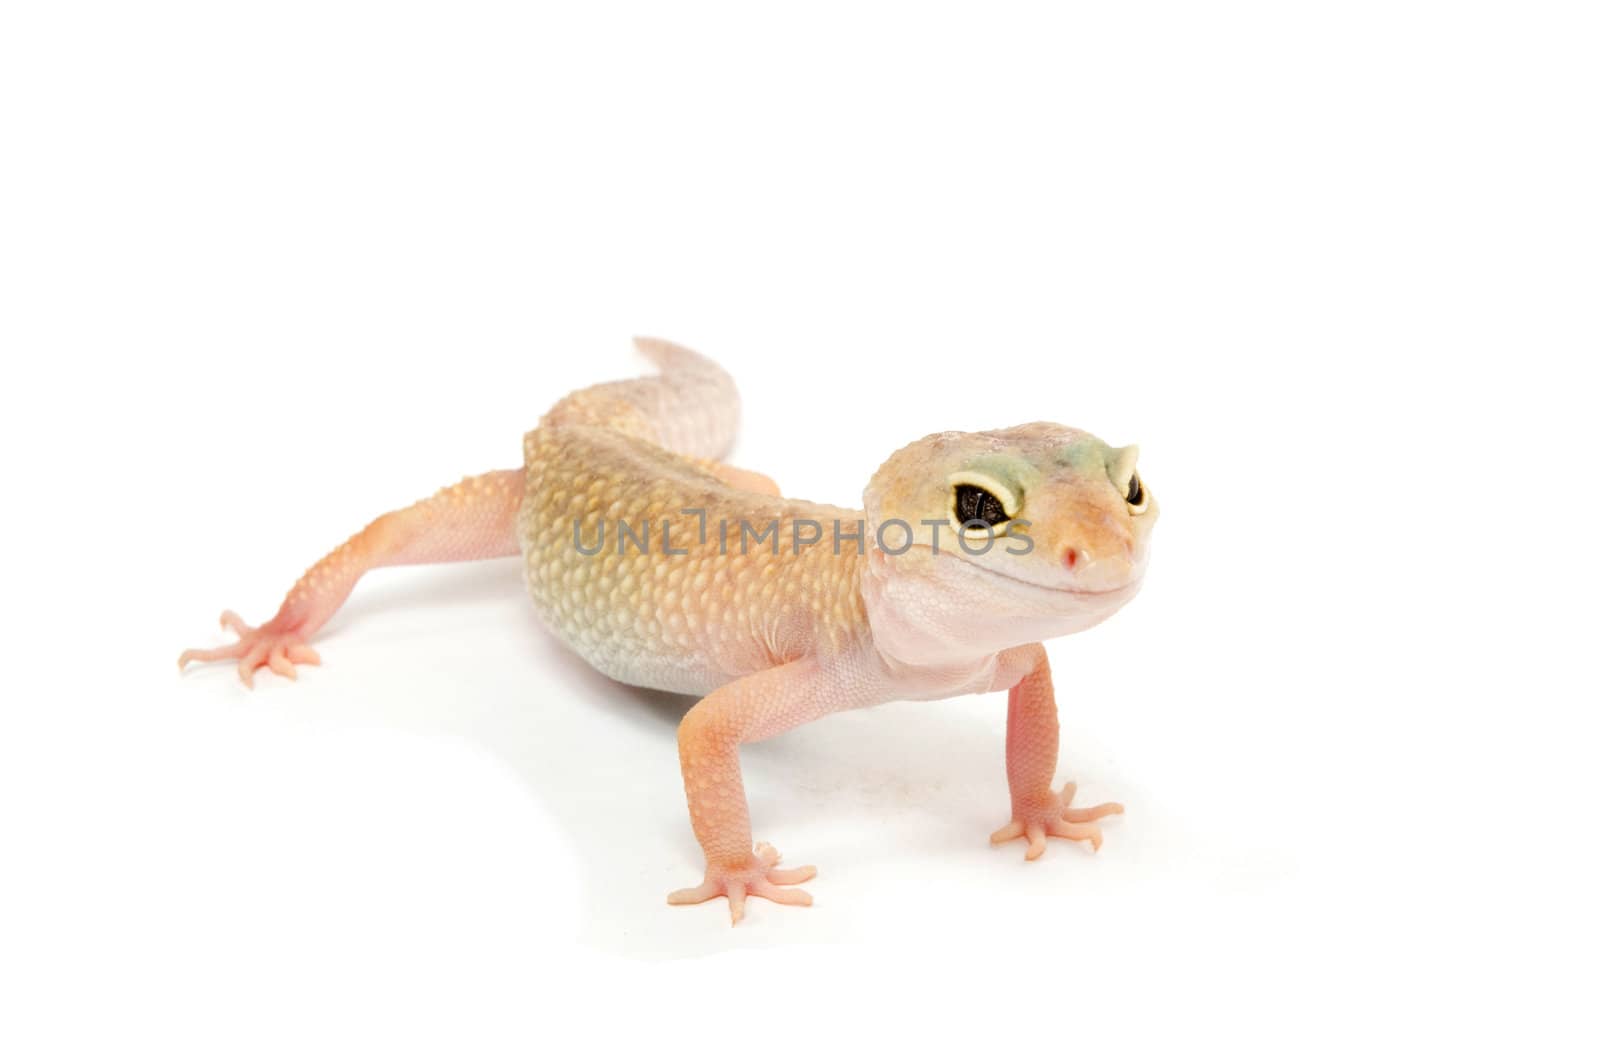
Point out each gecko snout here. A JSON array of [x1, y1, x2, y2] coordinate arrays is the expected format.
[[1059, 532, 1136, 590], [1060, 545, 1121, 571]]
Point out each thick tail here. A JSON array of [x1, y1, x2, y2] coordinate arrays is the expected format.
[[539, 337, 741, 460]]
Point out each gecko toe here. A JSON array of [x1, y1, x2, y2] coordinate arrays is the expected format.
[[1062, 802, 1124, 823], [750, 882, 812, 906], [766, 865, 816, 886], [990, 819, 1025, 845]]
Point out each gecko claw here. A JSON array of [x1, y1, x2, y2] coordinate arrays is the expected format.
[[990, 782, 1123, 860], [668, 842, 816, 925], [179, 610, 321, 686]]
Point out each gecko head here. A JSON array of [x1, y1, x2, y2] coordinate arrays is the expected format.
[[860, 423, 1158, 665]]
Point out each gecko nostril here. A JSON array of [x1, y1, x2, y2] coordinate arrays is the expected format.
[[1063, 547, 1082, 570]]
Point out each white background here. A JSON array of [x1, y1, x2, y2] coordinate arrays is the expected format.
[[3, 2, 1596, 1060]]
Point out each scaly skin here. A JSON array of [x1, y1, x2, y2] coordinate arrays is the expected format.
[[180, 338, 1158, 924]]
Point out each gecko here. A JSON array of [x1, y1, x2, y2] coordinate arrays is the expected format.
[[179, 338, 1158, 924]]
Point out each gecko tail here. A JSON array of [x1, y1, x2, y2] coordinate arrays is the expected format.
[[539, 337, 741, 460], [630, 336, 740, 456]]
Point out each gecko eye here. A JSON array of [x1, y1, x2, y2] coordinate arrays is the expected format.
[[1125, 471, 1149, 514], [954, 483, 1012, 526]]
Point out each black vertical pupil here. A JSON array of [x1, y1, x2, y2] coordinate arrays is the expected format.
[[1126, 472, 1144, 505], [955, 484, 1009, 525]]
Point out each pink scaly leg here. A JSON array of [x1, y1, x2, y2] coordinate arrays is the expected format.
[[987, 643, 1125, 860], [179, 468, 524, 686], [669, 658, 879, 925]]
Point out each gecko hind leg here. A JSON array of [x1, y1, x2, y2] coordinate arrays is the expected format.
[[699, 460, 780, 496], [179, 468, 524, 686]]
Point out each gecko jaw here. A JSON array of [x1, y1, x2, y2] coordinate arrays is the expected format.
[[905, 543, 1135, 601], [960, 555, 1134, 599]]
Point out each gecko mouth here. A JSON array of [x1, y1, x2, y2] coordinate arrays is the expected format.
[[907, 544, 1134, 600], [967, 560, 1132, 599]]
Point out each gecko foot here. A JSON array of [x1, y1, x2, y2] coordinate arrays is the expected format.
[[989, 781, 1124, 861], [177, 611, 321, 688], [667, 842, 816, 926]]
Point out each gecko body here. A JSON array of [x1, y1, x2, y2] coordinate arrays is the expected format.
[[181, 339, 1158, 922]]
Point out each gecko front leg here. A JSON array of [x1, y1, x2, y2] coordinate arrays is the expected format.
[[987, 643, 1125, 860], [669, 657, 880, 924]]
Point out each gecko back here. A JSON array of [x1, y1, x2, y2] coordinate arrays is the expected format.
[[518, 342, 868, 695]]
